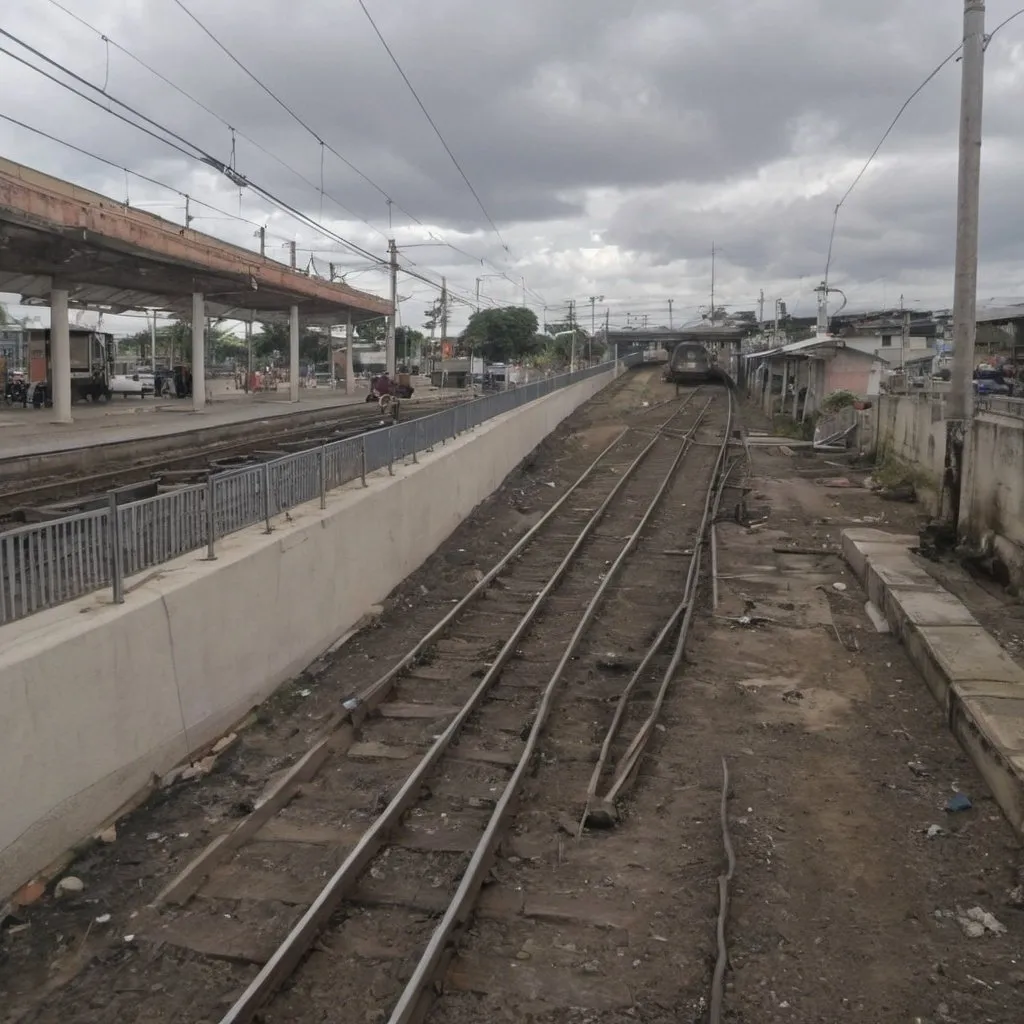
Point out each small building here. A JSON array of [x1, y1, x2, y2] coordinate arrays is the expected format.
[[744, 335, 886, 420]]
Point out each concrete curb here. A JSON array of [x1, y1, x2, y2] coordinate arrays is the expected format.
[[841, 527, 1024, 837]]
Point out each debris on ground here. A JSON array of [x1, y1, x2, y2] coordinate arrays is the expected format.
[[956, 906, 1006, 938], [54, 876, 84, 898], [832, 582, 848, 592], [926, 825, 945, 838], [946, 792, 973, 813], [864, 600, 890, 633], [95, 825, 117, 844]]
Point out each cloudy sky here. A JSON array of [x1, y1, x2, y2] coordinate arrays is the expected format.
[[2, 0, 1023, 337]]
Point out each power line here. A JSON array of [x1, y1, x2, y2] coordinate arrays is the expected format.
[[354, 0, 510, 257], [0, 31, 388, 266], [0, 112, 260, 229], [41, 0, 389, 242], [824, 7, 1024, 283], [166, 0, 520, 284]]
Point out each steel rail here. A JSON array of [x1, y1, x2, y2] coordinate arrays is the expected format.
[[385, 398, 715, 1024], [343, 390, 699, 724], [216, 394, 701, 1024], [596, 391, 734, 810]]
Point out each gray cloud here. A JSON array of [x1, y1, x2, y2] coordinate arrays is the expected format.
[[2, 0, 1023, 335]]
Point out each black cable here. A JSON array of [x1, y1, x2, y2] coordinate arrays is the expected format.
[[166, 0, 518, 280], [355, 0, 510, 257], [41, 0, 389, 241], [0, 113, 261, 228]]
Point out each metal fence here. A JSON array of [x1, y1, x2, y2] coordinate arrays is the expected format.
[[0, 358, 636, 626]]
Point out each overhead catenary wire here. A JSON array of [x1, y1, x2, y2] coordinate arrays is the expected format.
[[354, 0, 511, 258], [167, 0, 518, 284], [0, 34, 389, 267]]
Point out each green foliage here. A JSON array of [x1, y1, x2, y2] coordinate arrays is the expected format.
[[820, 389, 858, 414], [461, 306, 540, 362]]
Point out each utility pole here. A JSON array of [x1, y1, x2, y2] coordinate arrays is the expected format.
[[288, 240, 296, 268], [588, 295, 604, 365], [901, 307, 910, 372], [149, 310, 157, 373], [246, 315, 253, 391], [475, 277, 482, 313], [668, 298, 674, 330], [773, 299, 780, 345], [258, 227, 266, 258], [606, 308, 613, 368], [521, 276, 527, 307], [439, 277, 448, 357], [386, 238, 398, 376], [710, 243, 716, 326], [948, 0, 986, 424], [568, 299, 577, 372], [758, 289, 765, 328]]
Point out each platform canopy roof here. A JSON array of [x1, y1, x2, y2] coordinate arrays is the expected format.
[[0, 157, 392, 327]]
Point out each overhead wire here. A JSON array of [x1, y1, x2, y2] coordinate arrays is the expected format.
[[823, 6, 1024, 284], [354, 0, 510, 257], [166, 0, 523, 285], [0, 32, 388, 266]]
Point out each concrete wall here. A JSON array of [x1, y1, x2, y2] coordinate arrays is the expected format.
[[0, 368, 620, 897], [960, 410, 1024, 588], [875, 394, 947, 513]]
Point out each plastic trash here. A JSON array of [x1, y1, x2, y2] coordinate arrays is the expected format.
[[946, 792, 973, 813]]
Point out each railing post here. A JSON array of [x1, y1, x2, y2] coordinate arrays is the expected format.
[[205, 474, 217, 560], [387, 430, 394, 475], [107, 492, 124, 605], [360, 437, 368, 487], [263, 462, 273, 533], [319, 444, 328, 509], [412, 423, 418, 464]]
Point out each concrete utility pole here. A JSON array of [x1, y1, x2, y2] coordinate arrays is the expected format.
[[710, 243, 716, 326], [948, 0, 986, 422], [475, 277, 482, 313], [568, 299, 577, 372], [521, 276, 527, 307], [668, 298, 674, 329], [588, 295, 604, 364], [258, 226, 266, 258], [386, 239, 398, 376], [439, 277, 448, 353], [758, 289, 765, 328], [345, 312, 354, 396], [149, 310, 157, 373], [288, 240, 297, 269]]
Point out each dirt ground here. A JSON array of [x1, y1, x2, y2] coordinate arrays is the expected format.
[[1, 370, 1022, 1024]]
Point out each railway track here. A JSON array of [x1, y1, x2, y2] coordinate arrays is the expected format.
[[0, 395, 458, 521], [115, 386, 736, 1023]]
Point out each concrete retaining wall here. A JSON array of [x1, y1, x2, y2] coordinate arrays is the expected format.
[[875, 394, 947, 513], [961, 411, 1024, 589], [0, 367, 620, 898]]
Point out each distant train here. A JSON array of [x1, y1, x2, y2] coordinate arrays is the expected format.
[[664, 342, 734, 391]]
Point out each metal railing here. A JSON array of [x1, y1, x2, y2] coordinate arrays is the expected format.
[[975, 394, 1024, 418], [0, 358, 637, 626]]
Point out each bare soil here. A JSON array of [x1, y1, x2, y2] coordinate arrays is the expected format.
[[1, 372, 1021, 1024]]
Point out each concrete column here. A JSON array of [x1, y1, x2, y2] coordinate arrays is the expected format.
[[50, 287, 72, 423], [345, 312, 354, 396], [191, 292, 206, 412], [289, 304, 300, 403]]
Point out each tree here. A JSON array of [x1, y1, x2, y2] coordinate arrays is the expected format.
[[422, 296, 447, 335], [461, 306, 540, 362], [395, 326, 426, 364]]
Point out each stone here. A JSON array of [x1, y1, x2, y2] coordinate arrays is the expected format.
[[212, 733, 238, 755], [181, 755, 218, 781], [96, 826, 117, 844], [54, 876, 85, 898]]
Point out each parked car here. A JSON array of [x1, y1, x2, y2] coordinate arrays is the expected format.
[[973, 368, 1011, 396], [110, 373, 155, 398]]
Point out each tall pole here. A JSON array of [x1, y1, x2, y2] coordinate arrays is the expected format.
[[568, 299, 576, 373], [475, 277, 481, 313], [258, 226, 266, 258], [948, 0, 986, 423], [386, 239, 398, 376], [758, 289, 765, 328], [439, 276, 448, 358], [710, 243, 716, 326], [288, 240, 296, 269], [246, 315, 253, 390], [521, 276, 526, 307], [149, 310, 157, 373], [606, 308, 612, 367], [668, 298, 674, 330]]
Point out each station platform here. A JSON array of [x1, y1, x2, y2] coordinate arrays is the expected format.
[[0, 379, 457, 481]]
